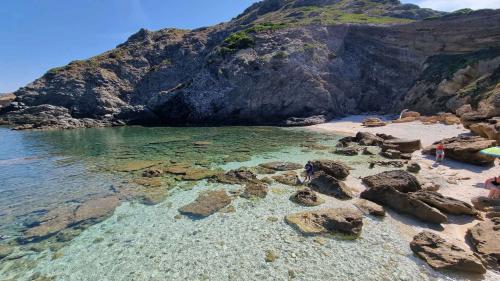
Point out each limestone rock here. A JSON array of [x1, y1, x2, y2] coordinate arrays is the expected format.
[[178, 190, 231, 218], [362, 170, 421, 193], [470, 122, 500, 144], [422, 136, 496, 165], [354, 199, 385, 217], [309, 172, 354, 200], [382, 139, 422, 153], [466, 218, 500, 270], [311, 160, 350, 180], [410, 231, 486, 274], [411, 191, 478, 216], [285, 208, 363, 236], [290, 188, 324, 206], [361, 186, 447, 224]]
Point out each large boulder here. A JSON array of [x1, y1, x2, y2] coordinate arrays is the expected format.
[[309, 172, 354, 200], [362, 170, 421, 193], [470, 122, 500, 144], [178, 190, 231, 218], [258, 162, 302, 171], [423, 136, 496, 165], [355, 132, 384, 146], [285, 208, 363, 236], [290, 188, 324, 206], [311, 160, 350, 180], [411, 191, 478, 216], [410, 231, 486, 274], [382, 139, 422, 153], [354, 199, 385, 217], [361, 186, 447, 224], [466, 218, 500, 270], [471, 196, 500, 212]]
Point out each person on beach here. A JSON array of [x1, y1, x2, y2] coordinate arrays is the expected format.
[[435, 143, 445, 163], [304, 161, 314, 183], [485, 176, 500, 199]]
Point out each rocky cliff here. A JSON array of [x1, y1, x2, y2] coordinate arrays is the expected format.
[[1, 0, 499, 129]]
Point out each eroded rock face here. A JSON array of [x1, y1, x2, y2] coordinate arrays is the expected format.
[[422, 136, 496, 166], [311, 160, 350, 180], [411, 191, 478, 216], [362, 170, 421, 193], [309, 172, 354, 199], [410, 231, 486, 274], [178, 190, 231, 218], [466, 218, 500, 269], [354, 199, 385, 217], [290, 188, 324, 206], [361, 186, 447, 224], [285, 208, 363, 236]]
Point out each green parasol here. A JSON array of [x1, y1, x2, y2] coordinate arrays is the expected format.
[[480, 146, 500, 158]]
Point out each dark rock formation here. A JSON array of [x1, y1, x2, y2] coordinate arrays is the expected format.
[[411, 191, 478, 216], [285, 208, 363, 236], [466, 218, 500, 270], [354, 199, 385, 217], [285, 115, 326, 126], [356, 132, 384, 146], [309, 172, 354, 199], [311, 160, 350, 180], [178, 190, 231, 217], [362, 170, 421, 193], [2, 1, 499, 129], [422, 136, 496, 165], [290, 188, 324, 206], [410, 231, 486, 274]]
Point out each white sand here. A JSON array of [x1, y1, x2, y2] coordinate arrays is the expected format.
[[308, 115, 499, 249]]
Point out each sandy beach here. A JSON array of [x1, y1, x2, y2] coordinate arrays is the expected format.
[[308, 115, 499, 248]]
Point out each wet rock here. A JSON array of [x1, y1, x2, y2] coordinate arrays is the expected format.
[[355, 132, 384, 146], [466, 218, 500, 269], [241, 183, 268, 199], [410, 231, 486, 274], [132, 177, 162, 187], [412, 191, 478, 216], [361, 186, 447, 224], [290, 188, 324, 206], [142, 167, 164, 177], [181, 168, 219, 181], [178, 190, 231, 218], [259, 162, 302, 171], [285, 115, 326, 126], [361, 147, 376, 155], [422, 136, 496, 166], [354, 199, 385, 217], [252, 166, 276, 175], [285, 208, 363, 237], [0, 244, 14, 260], [381, 149, 402, 159], [311, 160, 350, 180], [164, 163, 192, 175], [73, 196, 120, 223], [471, 196, 500, 211], [309, 172, 354, 200], [272, 171, 302, 186], [334, 147, 359, 156], [382, 139, 422, 153], [362, 170, 421, 193], [113, 160, 161, 172], [406, 161, 421, 173], [338, 136, 357, 147], [215, 169, 261, 185], [362, 117, 387, 127], [265, 249, 278, 262]]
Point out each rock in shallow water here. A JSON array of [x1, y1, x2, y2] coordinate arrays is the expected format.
[[285, 208, 363, 237], [309, 172, 354, 200], [410, 231, 486, 274], [290, 188, 324, 206], [354, 199, 385, 217], [241, 183, 268, 199], [178, 190, 231, 218], [466, 218, 500, 270], [258, 161, 302, 171], [362, 170, 421, 193], [311, 160, 350, 180]]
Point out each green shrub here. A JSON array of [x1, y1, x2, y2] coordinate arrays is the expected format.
[[223, 31, 255, 50]]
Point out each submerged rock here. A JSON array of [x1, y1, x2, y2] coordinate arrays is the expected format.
[[285, 208, 363, 237], [410, 231, 486, 274], [241, 183, 268, 199], [113, 160, 161, 172], [178, 190, 231, 218], [311, 160, 350, 180], [334, 147, 359, 156], [142, 167, 164, 177], [259, 162, 302, 171], [411, 191, 478, 216], [361, 186, 447, 224], [272, 171, 302, 186], [466, 218, 500, 269], [0, 244, 14, 260], [354, 199, 385, 217], [290, 188, 324, 206], [309, 172, 354, 200], [362, 170, 421, 193], [422, 136, 496, 166], [215, 169, 261, 185]]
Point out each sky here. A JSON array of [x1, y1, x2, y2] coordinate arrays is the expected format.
[[1, 0, 499, 93]]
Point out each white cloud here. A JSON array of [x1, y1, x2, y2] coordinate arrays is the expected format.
[[404, 0, 500, 11]]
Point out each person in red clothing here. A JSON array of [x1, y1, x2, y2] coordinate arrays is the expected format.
[[435, 143, 445, 162]]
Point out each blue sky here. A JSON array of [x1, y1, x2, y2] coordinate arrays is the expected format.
[[1, 0, 499, 93]]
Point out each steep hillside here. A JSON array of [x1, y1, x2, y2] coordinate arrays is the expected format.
[[1, 0, 499, 129]]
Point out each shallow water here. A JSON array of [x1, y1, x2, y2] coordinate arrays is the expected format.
[[0, 126, 495, 280]]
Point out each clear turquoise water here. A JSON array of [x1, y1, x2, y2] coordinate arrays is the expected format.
[[0, 126, 494, 280]]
